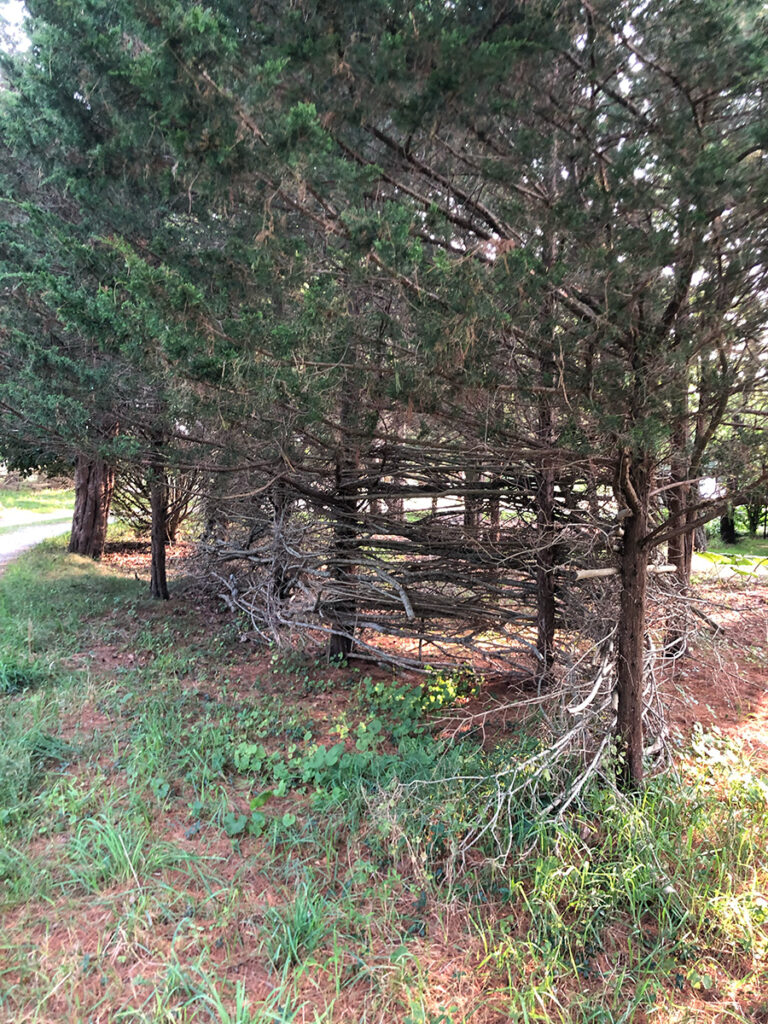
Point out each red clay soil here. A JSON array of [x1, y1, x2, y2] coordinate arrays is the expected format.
[[102, 538, 197, 580], [101, 541, 768, 763], [661, 580, 768, 769]]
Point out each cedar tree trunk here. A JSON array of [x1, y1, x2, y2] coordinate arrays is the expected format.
[[328, 380, 360, 662], [69, 455, 115, 560], [463, 465, 481, 540], [616, 452, 651, 789], [666, 384, 693, 653], [536, 462, 557, 688], [665, 479, 694, 655], [328, 480, 358, 661], [535, 345, 557, 689], [149, 463, 169, 600], [536, 198, 558, 688], [271, 480, 292, 601], [488, 478, 501, 545], [746, 500, 762, 537], [720, 511, 737, 544]]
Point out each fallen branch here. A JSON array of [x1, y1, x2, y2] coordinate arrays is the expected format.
[[565, 564, 677, 581]]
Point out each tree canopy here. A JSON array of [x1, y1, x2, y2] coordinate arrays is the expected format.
[[1, 0, 767, 785]]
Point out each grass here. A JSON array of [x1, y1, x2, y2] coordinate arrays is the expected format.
[[0, 537, 767, 1021], [696, 534, 768, 578], [261, 876, 332, 969], [708, 535, 768, 558], [0, 538, 136, 657], [0, 483, 74, 519]]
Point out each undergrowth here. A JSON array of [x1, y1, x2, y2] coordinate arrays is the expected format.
[[0, 539, 767, 1022]]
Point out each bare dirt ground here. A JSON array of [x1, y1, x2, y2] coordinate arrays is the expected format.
[[663, 578, 768, 767], [97, 539, 768, 767]]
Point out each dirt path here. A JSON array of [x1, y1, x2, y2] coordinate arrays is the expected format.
[[0, 519, 71, 572]]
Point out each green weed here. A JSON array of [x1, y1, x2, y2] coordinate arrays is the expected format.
[[66, 813, 194, 892], [421, 665, 481, 712], [0, 841, 53, 905], [0, 655, 49, 695], [262, 878, 332, 970], [0, 709, 74, 831]]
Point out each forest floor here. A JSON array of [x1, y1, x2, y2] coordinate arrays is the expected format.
[[0, 532, 767, 1023]]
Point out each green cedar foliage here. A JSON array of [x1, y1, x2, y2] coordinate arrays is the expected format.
[[1, 3, 767, 610], [3, 1, 768, 474]]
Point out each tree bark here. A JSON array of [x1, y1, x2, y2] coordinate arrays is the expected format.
[[387, 419, 406, 523], [69, 455, 115, 560], [488, 477, 501, 545], [665, 480, 694, 655], [536, 462, 557, 688], [746, 500, 762, 537], [328, 475, 357, 661], [720, 511, 737, 544], [536, 153, 559, 689], [666, 387, 694, 587], [270, 479, 292, 601], [616, 452, 651, 789], [463, 465, 481, 539], [667, 503, 696, 577], [536, 345, 557, 689], [149, 460, 169, 600], [328, 369, 361, 662]]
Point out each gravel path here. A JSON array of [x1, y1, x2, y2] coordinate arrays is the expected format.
[[0, 519, 71, 572]]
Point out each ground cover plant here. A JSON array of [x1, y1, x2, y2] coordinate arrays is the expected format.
[[693, 534, 768, 582], [0, 537, 766, 1023]]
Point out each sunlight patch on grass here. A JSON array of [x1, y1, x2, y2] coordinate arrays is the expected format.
[[0, 485, 74, 522]]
